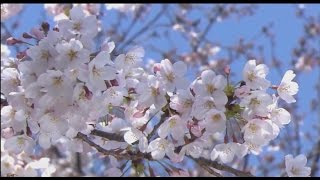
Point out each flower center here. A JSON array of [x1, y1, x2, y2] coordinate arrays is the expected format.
[[211, 114, 221, 122], [151, 87, 159, 97], [67, 50, 78, 61], [41, 50, 51, 61], [169, 118, 177, 128], [92, 66, 101, 77], [247, 71, 256, 82], [290, 167, 300, 175], [166, 72, 175, 82], [183, 99, 193, 108], [249, 98, 260, 107], [17, 137, 25, 146], [159, 143, 166, 151], [73, 22, 82, 31], [223, 147, 232, 155], [205, 100, 215, 109], [53, 76, 63, 86], [206, 84, 216, 94], [125, 54, 136, 64], [248, 123, 259, 134], [79, 89, 86, 100]]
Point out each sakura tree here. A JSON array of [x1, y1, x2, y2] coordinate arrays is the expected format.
[[1, 4, 319, 177]]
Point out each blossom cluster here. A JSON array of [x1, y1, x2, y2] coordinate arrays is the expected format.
[[1, 4, 24, 21], [1, 5, 310, 177]]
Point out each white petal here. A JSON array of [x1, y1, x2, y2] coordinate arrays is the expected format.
[[201, 70, 216, 84], [92, 51, 112, 67], [281, 70, 296, 83], [39, 133, 51, 149], [70, 6, 85, 21], [151, 149, 165, 160], [173, 61, 187, 77], [210, 148, 218, 161], [158, 121, 170, 138]]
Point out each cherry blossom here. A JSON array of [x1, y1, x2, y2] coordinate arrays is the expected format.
[[158, 115, 187, 141], [210, 142, 248, 163], [157, 59, 189, 92], [0, 5, 310, 177], [243, 60, 271, 90], [285, 154, 311, 177], [277, 70, 299, 103], [147, 138, 175, 160]]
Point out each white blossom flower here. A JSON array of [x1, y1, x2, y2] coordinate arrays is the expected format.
[[147, 138, 175, 160], [115, 46, 144, 72], [157, 59, 189, 92], [277, 70, 299, 103], [268, 96, 291, 128], [1, 154, 15, 177], [38, 113, 69, 149], [177, 141, 204, 160], [79, 51, 117, 92], [1, 68, 21, 96], [210, 142, 248, 163], [240, 90, 273, 118], [58, 5, 98, 38], [1, 105, 26, 133], [191, 94, 227, 120], [103, 86, 128, 106], [242, 119, 274, 144], [1, 4, 23, 21], [170, 89, 194, 119], [37, 70, 73, 98], [101, 37, 115, 53], [200, 109, 226, 133], [285, 154, 311, 177], [158, 115, 187, 141], [136, 75, 167, 110], [4, 135, 35, 154], [193, 69, 227, 97], [105, 4, 142, 13], [122, 127, 144, 145], [55, 38, 90, 69], [243, 60, 271, 90], [1, 44, 11, 59], [243, 141, 264, 155], [26, 39, 58, 70]]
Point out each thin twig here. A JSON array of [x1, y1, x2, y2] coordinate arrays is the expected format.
[[117, 5, 167, 52]]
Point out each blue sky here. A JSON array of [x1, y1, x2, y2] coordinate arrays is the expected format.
[[2, 4, 319, 176]]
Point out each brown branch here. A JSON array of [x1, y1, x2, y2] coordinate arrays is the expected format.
[[75, 132, 130, 159], [75, 152, 84, 176], [117, 5, 167, 52], [90, 129, 124, 141], [190, 156, 255, 177], [199, 163, 223, 177]]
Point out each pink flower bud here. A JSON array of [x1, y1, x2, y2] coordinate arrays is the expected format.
[[1, 128, 14, 139], [22, 32, 33, 39], [224, 65, 231, 75], [153, 63, 161, 74]]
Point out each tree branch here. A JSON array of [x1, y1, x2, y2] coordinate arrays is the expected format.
[[90, 129, 124, 141], [75, 132, 130, 159], [117, 5, 167, 52], [190, 156, 255, 177]]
